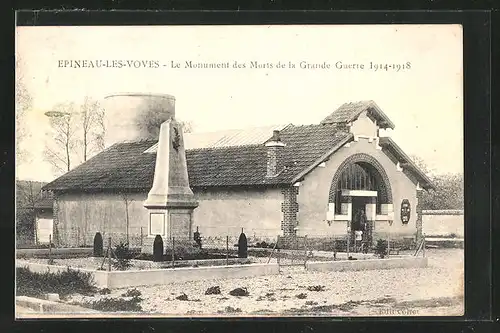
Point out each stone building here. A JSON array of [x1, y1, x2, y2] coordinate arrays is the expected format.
[[43, 94, 434, 251]]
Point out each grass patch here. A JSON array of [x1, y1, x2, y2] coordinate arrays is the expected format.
[[218, 306, 242, 314], [16, 266, 97, 298], [83, 296, 143, 312]]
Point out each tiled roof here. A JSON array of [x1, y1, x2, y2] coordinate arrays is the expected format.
[[43, 124, 352, 191], [34, 197, 55, 209], [144, 124, 289, 153], [321, 100, 395, 129]]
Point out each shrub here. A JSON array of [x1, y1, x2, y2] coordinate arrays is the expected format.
[[218, 306, 242, 313], [85, 296, 142, 312], [256, 241, 268, 248], [122, 288, 142, 298], [307, 285, 325, 292], [374, 239, 388, 258], [229, 287, 249, 297], [16, 266, 97, 298], [247, 249, 272, 258], [112, 242, 132, 271], [167, 242, 208, 260], [99, 288, 111, 295], [296, 293, 308, 299], [205, 286, 221, 295], [176, 293, 189, 301]]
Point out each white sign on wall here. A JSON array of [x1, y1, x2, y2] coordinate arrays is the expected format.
[[150, 213, 165, 236]]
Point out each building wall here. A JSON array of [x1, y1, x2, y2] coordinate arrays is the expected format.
[[54, 187, 283, 247], [350, 110, 378, 138], [296, 137, 419, 240], [54, 192, 149, 247], [422, 210, 464, 238], [193, 188, 283, 239]]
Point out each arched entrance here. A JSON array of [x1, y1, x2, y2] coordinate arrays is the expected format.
[[328, 153, 393, 249]]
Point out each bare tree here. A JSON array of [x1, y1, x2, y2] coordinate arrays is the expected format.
[[78, 96, 105, 162], [44, 103, 78, 175], [180, 120, 193, 134], [44, 97, 106, 176], [121, 192, 134, 244], [15, 58, 32, 164]]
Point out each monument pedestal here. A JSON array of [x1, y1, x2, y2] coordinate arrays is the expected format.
[[143, 116, 198, 254]]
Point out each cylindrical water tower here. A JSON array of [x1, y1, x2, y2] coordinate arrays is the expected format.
[[102, 93, 176, 148]]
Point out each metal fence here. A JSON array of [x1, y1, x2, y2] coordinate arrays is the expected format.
[[55, 225, 419, 257]]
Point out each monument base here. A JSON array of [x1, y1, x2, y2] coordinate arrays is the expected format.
[[142, 206, 197, 254]]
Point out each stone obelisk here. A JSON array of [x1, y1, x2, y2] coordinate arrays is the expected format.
[[144, 116, 198, 247]]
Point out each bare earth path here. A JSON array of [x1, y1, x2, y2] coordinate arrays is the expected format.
[[68, 248, 464, 317]]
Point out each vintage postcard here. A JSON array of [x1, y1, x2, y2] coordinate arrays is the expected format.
[[15, 23, 464, 318]]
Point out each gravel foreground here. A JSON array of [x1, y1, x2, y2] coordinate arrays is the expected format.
[[65, 248, 464, 317]]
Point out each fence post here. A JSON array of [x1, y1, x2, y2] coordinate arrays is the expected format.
[[48, 234, 52, 261], [303, 235, 308, 268], [333, 238, 337, 261], [35, 220, 38, 245], [171, 237, 175, 268], [140, 227, 143, 249], [107, 237, 112, 272], [346, 232, 350, 259], [422, 235, 426, 257], [267, 237, 278, 264], [277, 247, 281, 272], [387, 237, 391, 257], [226, 235, 229, 266]]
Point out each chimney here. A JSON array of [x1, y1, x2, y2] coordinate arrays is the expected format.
[[265, 130, 286, 177]]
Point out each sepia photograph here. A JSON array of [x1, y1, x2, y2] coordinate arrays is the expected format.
[[15, 23, 464, 318]]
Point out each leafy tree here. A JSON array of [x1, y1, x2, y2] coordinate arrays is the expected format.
[[16, 180, 48, 245], [135, 98, 193, 140], [420, 173, 464, 210], [409, 155, 464, 210]]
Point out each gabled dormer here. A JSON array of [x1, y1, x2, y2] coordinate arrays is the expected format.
[[321, 100, 395, 141]]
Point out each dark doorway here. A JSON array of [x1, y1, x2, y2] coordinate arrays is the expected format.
[[350, 196, 375, 252], [351, 197, 368, 231]]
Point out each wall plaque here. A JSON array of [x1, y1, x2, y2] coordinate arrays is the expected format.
[[150, 213, 165, 235], [401, 199, 411, 224]]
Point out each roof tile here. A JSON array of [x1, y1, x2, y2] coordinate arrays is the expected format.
[[43, 124, 351, 191]]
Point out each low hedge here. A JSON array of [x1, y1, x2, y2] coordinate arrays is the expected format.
[[16, 266, 97, 298]]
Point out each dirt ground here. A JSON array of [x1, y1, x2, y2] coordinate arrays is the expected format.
[[66, 248, 464, 317]]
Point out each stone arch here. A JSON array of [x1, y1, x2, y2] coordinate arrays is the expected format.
[[328, 153, 393, 206]]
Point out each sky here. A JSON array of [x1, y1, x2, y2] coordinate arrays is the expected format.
[[15, 24, 463, 182]]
